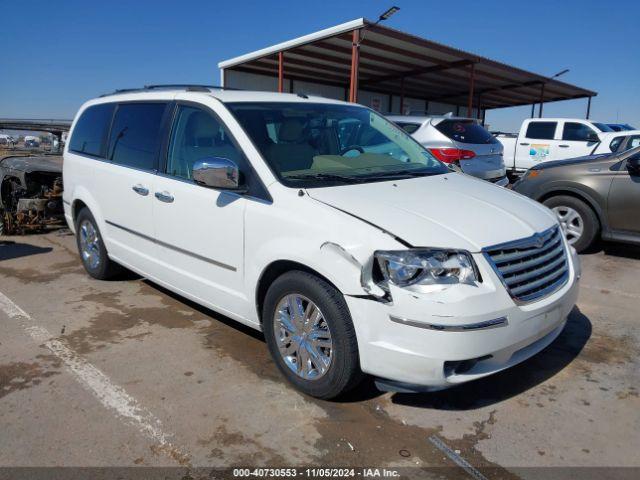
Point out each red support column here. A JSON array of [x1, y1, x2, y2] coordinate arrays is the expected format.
[[349, 29, 360, 103], [278, 52, 284, 93], [467, 63, 475, 117]]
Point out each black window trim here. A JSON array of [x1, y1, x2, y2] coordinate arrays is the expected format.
[[158, 100, 272, 203]]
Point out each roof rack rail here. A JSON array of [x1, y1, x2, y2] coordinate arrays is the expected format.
[[99, 84, 242, 98]]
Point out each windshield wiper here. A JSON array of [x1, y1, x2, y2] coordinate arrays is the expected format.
[[355, 170, 438, 180], [284, 173, 364, 183]]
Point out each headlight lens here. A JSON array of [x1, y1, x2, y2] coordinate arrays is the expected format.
[[375, 249, 478, 290]]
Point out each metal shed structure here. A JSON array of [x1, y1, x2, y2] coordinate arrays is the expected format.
[[219, 18, 596, 120]]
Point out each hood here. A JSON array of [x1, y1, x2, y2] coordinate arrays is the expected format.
[[532, 154, 612, 170], [307, 173, 556, 252], [0, 155, 62, 173]]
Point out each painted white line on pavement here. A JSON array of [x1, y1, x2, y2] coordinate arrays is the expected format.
[[0, 290, 191, 465]]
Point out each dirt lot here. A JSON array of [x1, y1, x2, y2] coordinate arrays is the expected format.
[[0, 231, 638, 479]]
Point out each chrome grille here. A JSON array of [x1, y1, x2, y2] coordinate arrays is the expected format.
[[483, 226, 568, 303]]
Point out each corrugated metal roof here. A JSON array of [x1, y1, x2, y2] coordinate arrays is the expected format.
[[218, 18, 596, 110]]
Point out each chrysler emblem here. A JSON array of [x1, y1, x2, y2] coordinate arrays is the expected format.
[[533, 234, 544, 248]]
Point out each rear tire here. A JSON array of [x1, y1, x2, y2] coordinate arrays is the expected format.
[[75, 208, 122, 279], [262, 270, 363, 399], [543, 195, 599, 253]]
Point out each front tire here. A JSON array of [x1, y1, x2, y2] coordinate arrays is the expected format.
[[75, 208, 122, 279], [543, 195, 599, 253], [262, 270, 363, 399]]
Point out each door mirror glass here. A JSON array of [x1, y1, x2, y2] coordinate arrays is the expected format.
[[193, 157, 244, 190], [626, 154, 640, 174]]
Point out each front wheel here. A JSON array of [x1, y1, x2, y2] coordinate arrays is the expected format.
[[543, 195, 599, 253], [262, 271, 363, 399]]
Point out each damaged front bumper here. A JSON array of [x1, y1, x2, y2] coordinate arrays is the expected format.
[[345, 248, 580, 389]]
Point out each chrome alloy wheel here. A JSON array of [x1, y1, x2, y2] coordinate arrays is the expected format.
[[552, 206, 584, 246], [79, 219, 101, 270], [273, 294, 333, 380]]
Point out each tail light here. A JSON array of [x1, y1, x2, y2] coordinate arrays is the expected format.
[[428, 148, 476, 163]]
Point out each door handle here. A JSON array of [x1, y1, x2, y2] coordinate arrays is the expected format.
[[519, 142, 530, 146], [155, 191, 174, 203], [559, 144, 570, 148], [132, 184, 149, 196]]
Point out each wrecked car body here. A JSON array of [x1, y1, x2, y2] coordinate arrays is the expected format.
[[0, 154, 64, 235]]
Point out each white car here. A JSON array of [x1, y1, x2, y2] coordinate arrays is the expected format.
[[591, 130, 640, 155], [387, 115, 508, 187], [497, 118, 613, 174], [63, 86, 580, 399]]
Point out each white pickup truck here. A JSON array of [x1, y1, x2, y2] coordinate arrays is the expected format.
[[496, 118, 613, 174]]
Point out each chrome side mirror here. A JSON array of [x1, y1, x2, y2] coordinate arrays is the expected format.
[[192, 157, 244, 190]]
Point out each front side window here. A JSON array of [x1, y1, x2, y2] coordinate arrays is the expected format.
[[628, 135, 640, 151], [525, 122, 557, 140], [227, 102, 447, 187], [108, 103, 167, 170], [562, 122, 597, 142], [166, 105, 244, 180], [69, 103, 115, 157]]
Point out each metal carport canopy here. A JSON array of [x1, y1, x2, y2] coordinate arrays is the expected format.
[[218, 18, 596, 113]]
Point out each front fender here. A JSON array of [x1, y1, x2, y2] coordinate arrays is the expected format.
[[244, 188, 403, 321]]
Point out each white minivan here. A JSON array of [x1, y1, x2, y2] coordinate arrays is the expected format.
[[63, 86, 580, 399]]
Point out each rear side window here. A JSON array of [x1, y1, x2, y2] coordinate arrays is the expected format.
[[562, 122, 597, 141], [108, 103, 167, 170], [435, 120, 498, 144], [396, 122, 421, 134], [69, 103, 115, 157], [525, 122, 557, 140]]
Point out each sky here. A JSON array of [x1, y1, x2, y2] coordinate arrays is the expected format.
[[1, 0, 638, 132]]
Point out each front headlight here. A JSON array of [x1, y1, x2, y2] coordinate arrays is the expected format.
[[374, 249, 478, 291]]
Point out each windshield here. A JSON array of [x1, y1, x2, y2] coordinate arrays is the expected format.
[[607, 123, 635, 132], [227, 102, 448, 187]]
